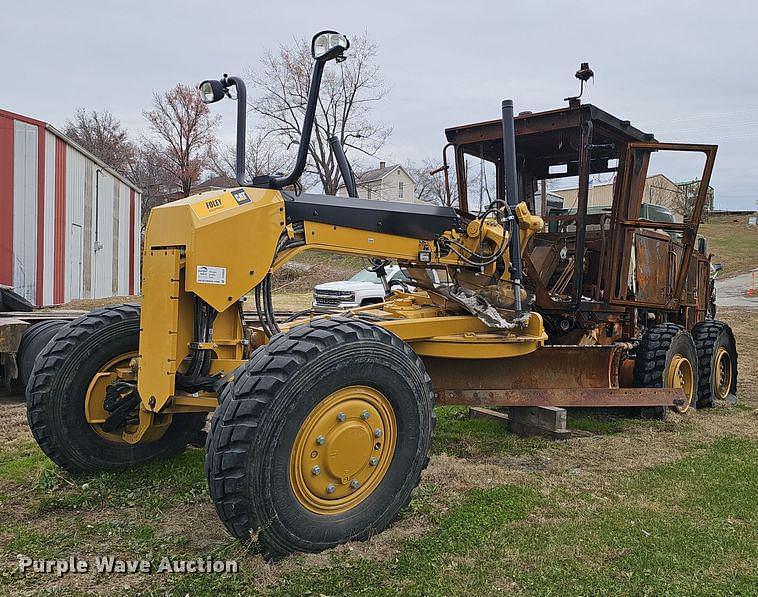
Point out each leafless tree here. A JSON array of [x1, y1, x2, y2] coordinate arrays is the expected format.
[[143, 84, 220, 197], [64, 109, 134, 176], [125, 145, 173, 229], [407, 159, 458, 207], [207, 130, 289, 182], [247, 33, 391, 195]]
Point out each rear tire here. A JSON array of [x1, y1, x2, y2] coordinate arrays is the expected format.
[[691, 320, 737, 408], [18, 319, 69, 390], [633, 323, 699, 418], [206, 316, 434, 558], [26, 304, 207, 473]]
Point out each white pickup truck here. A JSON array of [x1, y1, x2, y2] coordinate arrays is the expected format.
[[312, 265, 411, 310]]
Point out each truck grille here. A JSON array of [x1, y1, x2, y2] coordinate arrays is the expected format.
[[313, 290, 354, 306]]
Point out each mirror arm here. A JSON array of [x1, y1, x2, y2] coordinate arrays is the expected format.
[[259, 60, 325, 190]]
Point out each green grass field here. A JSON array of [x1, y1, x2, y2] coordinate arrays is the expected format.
[[2, 312, 755, 595], [701, 214, 758, 275]]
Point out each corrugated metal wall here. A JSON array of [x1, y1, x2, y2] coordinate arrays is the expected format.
[[12, 120, 38, 301], [0, 109, 142, 306]]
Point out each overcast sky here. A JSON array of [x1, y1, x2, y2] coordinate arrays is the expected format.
[[2, 0, 756, 209]]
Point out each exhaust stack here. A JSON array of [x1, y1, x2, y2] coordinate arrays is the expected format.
[[501, 99, 523, 315]]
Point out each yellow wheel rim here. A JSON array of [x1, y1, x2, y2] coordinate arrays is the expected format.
[[714, 346, 733, 400], [290, 386, 397, 515], [666, 353, 695, 413], [84, 352, 139, 443]]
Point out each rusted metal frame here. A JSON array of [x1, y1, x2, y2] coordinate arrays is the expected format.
[[615, 141, 716, 308], [603, 144, 627, 298], [453, 145, 469, 213], [619, 220, 689, 231], [572, 119, 593, 308], [670, 146, 717, 305], [441, 142, 454, 207], [523, 251, 565, 310], [421, 345, 624, 392], [610, 148, 650, 302], [595, 214, 610, 300], [434, 387, 683, 408], [529, 156, 617, 180]]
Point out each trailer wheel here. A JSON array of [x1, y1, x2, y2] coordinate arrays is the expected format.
[[17, 319, 69, 390], [691, 320, 737, 408], [633, 323, 699, 417], [26, 304, 207, 473], [206, 316, 434, 558]]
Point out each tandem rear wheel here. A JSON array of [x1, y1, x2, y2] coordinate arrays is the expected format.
[[632, 320, 738, 419], [26, 304, 207, 474], [205, 316, 434, 558], [633, 323, 699, 419]]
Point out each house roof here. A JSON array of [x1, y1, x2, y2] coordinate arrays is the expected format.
[[355, 164, 399, 184], [353, 164, 416, 185]]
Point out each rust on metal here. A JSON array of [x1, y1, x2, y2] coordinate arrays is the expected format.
[[434, 387, 684, 408], [422, 344, 623, 391]]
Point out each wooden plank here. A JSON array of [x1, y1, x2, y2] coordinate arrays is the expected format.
[[510, 405, 566, 429], [508, 406, 570, 439], [468, 407, 509, 425], [0, 318, 30, 353]]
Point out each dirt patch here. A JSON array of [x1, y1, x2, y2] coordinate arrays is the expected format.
[[0, 395, 32, 445]]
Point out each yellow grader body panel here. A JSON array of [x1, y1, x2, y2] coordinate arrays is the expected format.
[[132, 185, 549, 442]]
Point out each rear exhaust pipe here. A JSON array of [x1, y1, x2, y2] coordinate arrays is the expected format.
[[501, 99, 523, 315]]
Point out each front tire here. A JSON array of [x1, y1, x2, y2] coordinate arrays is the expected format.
[[26, 304, 207, 473], [205, 316, 434, 557]]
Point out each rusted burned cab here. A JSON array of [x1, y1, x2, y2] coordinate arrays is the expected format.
[[442, 102, 735, 411]]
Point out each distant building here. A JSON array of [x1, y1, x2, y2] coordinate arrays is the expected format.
[[0, 108, 142, 306], [552, 174, 703, 223], [533, 189, 565, 216], [337, 161, 418, 203]]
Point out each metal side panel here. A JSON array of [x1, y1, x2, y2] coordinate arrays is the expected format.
[[283, 192, 460, 240], [137, 249, 181, 411], [12, 120, 37, 303], [42, 130, 56, 305]]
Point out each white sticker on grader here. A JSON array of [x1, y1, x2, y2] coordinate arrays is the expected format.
[[196, 265, 227, 285]]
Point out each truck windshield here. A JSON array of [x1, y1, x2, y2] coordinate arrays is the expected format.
[[350, 270, 383, 283]]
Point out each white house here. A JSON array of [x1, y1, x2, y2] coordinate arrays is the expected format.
[[337, 162, 418, 203]]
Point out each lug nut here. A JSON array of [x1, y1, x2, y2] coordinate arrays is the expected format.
[[361, 410, 370, 420], [350, 479, 361, 489], [337, 412, 346, 422], [369, 457, 379, 467], [374, 428, 383, 438], [326, 484, 335, 494], [316, 435, 325, 445], [311, 466, 321, 476]]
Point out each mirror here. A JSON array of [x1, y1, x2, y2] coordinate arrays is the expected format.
[[713, 263, 723, 272], [311, 30, 349, 61], [198, 79, 226, 104]]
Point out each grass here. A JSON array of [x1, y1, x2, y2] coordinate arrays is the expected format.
[[433, 406, 548, 457], [700, 214, 758, 275], [156, 436, 758, 596], [1, 309, 755, 594]]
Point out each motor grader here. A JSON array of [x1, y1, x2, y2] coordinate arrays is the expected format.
[[26, 30, 737, 557]]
